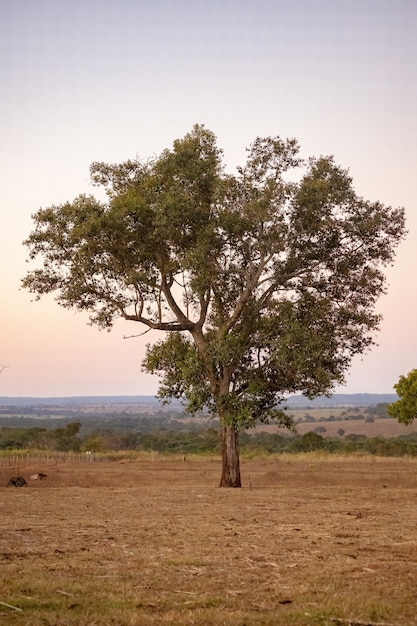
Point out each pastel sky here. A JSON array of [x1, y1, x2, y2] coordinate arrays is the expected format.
[[1, 0, 416, 397]]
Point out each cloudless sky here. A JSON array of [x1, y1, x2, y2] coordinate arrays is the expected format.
[[1, 0, 416, 397]]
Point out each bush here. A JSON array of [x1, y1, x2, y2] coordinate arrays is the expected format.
[[287, 431, 326, 452]]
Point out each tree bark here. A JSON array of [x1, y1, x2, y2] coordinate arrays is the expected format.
[[219, 424, 241, 488]]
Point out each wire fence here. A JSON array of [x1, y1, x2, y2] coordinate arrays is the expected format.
[[0, 451, 99, 467]]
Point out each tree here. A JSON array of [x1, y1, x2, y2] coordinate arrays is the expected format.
[[52, 422, 82, 451], [289, 431, 326, 452], [22, 124, 406, 487], [387, 369, 417, 425]]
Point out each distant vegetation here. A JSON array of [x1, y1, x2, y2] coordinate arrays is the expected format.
[[1, 402, 417, 458]]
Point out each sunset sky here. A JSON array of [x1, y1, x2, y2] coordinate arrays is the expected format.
[[1, 0, 416, 397]]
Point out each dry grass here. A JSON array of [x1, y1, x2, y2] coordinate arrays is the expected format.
[[258, 415, 417, 438], [1, 455, 417, 625]]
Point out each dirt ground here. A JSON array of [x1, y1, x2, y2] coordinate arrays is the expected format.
[[1, 455, 417, 625]]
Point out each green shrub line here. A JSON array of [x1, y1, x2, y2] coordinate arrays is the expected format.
[[1, 423, 417, 458]]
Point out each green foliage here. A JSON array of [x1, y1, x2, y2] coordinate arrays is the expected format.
[[387, 369, 417, 425], [288, 431, 327, 452], [2, 419, 417, 458], [138, 429, 220, 454], [366, 403, 389, 418], [0, 422, 82, 451], [23, 125, 406, 438], [144, 333, 213, 413], [0, 426, 46, 449]]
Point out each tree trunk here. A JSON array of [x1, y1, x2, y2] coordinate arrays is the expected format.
[[219, 424, 241, 488]]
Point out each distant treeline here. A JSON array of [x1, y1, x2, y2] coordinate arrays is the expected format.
[[0, 402, 390, 425], [0, 393, 398, 408], [298, 404, 390, 422], [1, 422, 417, 458]]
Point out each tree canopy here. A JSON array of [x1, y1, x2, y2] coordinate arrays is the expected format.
[[387, 369, 417, 425], [22, 124, 407, 486]]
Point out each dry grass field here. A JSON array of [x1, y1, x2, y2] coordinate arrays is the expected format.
[[258, 415, 417, 439], [1, 455, 417, 625]]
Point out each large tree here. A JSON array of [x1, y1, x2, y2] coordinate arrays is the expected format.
[[22, 125, 406, 486]]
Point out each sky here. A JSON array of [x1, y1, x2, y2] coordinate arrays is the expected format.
[[1, 0, 416, 397]]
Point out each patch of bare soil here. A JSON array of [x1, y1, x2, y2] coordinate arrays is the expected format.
[[1, 456, 417, 625]]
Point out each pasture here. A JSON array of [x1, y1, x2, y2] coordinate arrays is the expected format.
[[1, 455, 417, 625], [263, 414, 417, 439]]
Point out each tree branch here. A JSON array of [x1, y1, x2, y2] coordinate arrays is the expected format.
[[161, 277, 195, 330], [123, 328, 151, 339], [195, 289, 211, 331], [121, 312, 193, 332], [225, 254, 272, 332]]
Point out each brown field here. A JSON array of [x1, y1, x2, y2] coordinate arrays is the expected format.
[[1, 455, 417, 625], [258, 415, 417, 438]]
